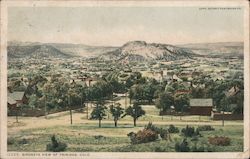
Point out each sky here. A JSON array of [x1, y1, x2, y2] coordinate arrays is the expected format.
[[8, 7, 244, 46]]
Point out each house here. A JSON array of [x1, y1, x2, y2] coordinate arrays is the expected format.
[[226, 86, 240, 97], [189, 98, 213, 116], [8, 91, 28, 107], [7, 96, 17, 108]]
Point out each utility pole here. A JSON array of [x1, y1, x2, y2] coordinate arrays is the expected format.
[[86, 87, 89, 119], [222, 111, 224, 127], [68, 95, 73, 125], [125, 92, 127, 109], [44, 94, 47, 119], [86, 101, 88, 119], [15, 107, 19, 123]]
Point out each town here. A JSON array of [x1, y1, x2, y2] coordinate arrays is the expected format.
[[7, 41, 244, 152]]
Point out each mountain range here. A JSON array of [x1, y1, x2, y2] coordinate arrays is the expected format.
[[7, 41, 243, 60]]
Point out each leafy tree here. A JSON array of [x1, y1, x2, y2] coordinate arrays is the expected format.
[[191, 87, 205, 98], [88, 80, 113, 101], [219, 96, 229, 126], [109, 103, 124, 127], [165, 85, 175, 94], [128, 84, 143, 102], [90, 101, 107, 127], [28, 94, 40, 109], [109, 78, 127, 94], [174, 95, 189, 112], [143, 81, 158, 103], [232, 91, 243, 114], [155, 92, 174, 112], [123, 103, 145, 126], [125, 72, 145, 88]]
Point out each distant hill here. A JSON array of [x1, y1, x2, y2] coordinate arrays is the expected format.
[[8, 41, 243, 60], [7, 41, 117, 58], [179, 42, 243, 58], [99, 41, 195, 61], [51, 43, 117, 58], [7, 44, 70, 58]]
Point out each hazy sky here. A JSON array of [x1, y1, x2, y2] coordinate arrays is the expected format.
[[8, 7, 244, 46]]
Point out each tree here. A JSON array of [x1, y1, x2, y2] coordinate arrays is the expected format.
[[90, 101, 107, 127], [28, 94, 40, 109], [191, 87, 205, 98], [88, 80, 113, 101], [232, 91, 243, 114], [123, 103, 145, 126], [109, 103, 124, 127], [155, 92, 174, 112], [219, 96, 229, 127], [174, 95, 189, 112]]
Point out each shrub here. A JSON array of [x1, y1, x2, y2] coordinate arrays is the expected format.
[[208, 136, 231, 146], [18, 138, 28, 144], [144, 122, 169, 140], [7, 137, 15, 145], [168, 125, 179, 133], [154, 146, 166, 152], [46, 135, 67, 152], [191, 143, 214, 152], [175, 139, 190, 152], [181, 125, 200, 137], [197, 125, 215, 131], [127, 129, 158, 144], [94, 135, 105, 140], [191, 144, 205, 152]]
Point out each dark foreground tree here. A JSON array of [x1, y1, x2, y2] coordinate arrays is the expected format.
[[90, 101, 107, 127], [123, 103, 145, 126], [109, 103, 124, 127]]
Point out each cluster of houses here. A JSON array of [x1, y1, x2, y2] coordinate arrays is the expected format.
[[7, 56, 243, 120]]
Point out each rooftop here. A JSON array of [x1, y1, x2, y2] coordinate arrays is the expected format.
[[190, 98, 213, 107]]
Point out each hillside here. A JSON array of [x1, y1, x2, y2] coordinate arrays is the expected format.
[[7, 41, 117, 58], [8, 41, 241, 60], [179, 42, 243, 58], [7, 44, 70, 58], [99, 41, 195, 61]]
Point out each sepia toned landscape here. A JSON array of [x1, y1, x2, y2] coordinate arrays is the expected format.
[[6, 6, 244, 153], [7, 40, 244, 152]]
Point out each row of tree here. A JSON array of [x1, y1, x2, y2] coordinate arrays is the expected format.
[[90, 102, 145, 127]]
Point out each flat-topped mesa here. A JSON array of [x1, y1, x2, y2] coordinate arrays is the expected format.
[[102, 40, 195, 61]]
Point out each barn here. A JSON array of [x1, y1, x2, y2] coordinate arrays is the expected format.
[[189, 98, 213, 116]]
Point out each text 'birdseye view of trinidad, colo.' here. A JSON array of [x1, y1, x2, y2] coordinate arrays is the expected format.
[[3, 4, 247, 156]]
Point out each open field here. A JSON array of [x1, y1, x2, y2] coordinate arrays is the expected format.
[[8, 108, 243, 152]]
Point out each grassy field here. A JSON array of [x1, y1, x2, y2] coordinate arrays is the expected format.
[[7, 104, 243, 152], [8, 122, 243, 152]]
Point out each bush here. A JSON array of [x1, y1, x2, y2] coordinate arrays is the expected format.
[[127, 129, 158, 144], [154, 146, 166, 152], [46, 135, 67, 152], [144, 122, 169, 140], [191, 143, 214, 152], [94, 135, 105, 140], [168, 125, 179, 133], [175, 139, 190, 152], [208, 136, 231, 146], [197, 125, 215, 131], [191, 143, 206, 152], [181, 125, 200, 137], [18, 138, 28, 144], [7, 137, 15, 145]]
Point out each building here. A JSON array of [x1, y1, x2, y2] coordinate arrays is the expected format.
[[189, 98, 213, 116], [7, 91, 28, 107]]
